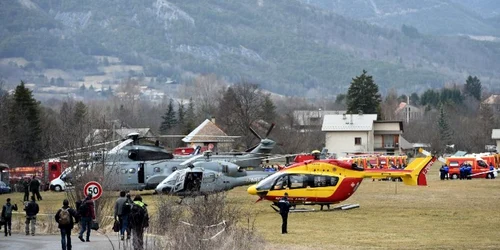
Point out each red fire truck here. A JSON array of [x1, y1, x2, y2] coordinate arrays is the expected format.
[[9, 158, 67, 191]]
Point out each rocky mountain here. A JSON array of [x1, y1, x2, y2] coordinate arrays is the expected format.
[[302, 0, 500, 36], [1, 0, 500, 98]]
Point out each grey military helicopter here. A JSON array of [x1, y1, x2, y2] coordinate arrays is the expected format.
[[58, 124, 277, 191], [142, 124, 276, 190], [155, 159, 275, 197]]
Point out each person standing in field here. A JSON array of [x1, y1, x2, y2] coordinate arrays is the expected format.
[[30, 176, 42, 201], [22, 178, 30, 202], [24, 196, 39, 236], [55, 199, 79, 250], [277, 192, 292, 234], [2, 198, 18, 236]]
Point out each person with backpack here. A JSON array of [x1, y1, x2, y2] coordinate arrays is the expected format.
[[2, 198, 18, 236], [78, 194, 95, 242], [55, 199, 79, 250], [114, 191, 132, 240], [129, 195, 149, 250], [24, 196, 39, 236]]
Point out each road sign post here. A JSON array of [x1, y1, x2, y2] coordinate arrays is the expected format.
[[83, 181, 103, 200]]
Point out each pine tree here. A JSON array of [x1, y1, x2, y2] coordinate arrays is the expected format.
[[8, 81, 43, 164], [73, 101, 87, 125], [464, 75, 481, 100], [346, 70, 382, 115], [438, 105, 453, 146], [177, 100, 185, 127], [261, 95, 277, 123], [160, 99, 177, 134], [184, 98, 196, 135]]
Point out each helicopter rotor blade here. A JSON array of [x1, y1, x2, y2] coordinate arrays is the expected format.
[[265, 123, 275, 138], [249, 126, 262, 140]]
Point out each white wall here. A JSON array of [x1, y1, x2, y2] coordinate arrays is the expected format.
[[325, 131, 371, 158], [373, 122, 400, 131], [497, 140, 500, 153]]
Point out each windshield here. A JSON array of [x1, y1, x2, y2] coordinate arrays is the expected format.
[[163, 170, 183, 185], [255, 172, 284, 191]]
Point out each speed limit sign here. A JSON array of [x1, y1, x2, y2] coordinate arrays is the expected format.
[[83, 181, 103, 200]]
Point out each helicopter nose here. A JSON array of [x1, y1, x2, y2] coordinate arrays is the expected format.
[[162, 186, 172, 193], [247, 185, 258, 195]]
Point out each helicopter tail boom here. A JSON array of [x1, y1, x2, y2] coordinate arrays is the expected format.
[[401, 155, 436, 186], [361, 154, 435, 186]]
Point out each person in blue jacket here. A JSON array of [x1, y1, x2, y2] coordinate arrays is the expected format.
[[277, 193, 292, 234], [465, 164, 472, 180], [439, 165, 446, 180], [443, 164, 449, 180], [488, 162, 495, 179], [459, 165, 465, 180]]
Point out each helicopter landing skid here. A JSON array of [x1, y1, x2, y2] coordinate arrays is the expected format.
[[271, 204, 360, 213]]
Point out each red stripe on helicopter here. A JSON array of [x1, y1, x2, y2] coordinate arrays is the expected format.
[[317, 177, 364, 203]]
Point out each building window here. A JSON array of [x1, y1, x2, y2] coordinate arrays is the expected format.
[[355, 137, 362, 145]]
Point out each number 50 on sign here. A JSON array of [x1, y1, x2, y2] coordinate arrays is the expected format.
[[83, 181, 103, 200]]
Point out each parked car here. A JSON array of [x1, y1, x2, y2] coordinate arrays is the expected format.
[[0, 181, 11, 194]]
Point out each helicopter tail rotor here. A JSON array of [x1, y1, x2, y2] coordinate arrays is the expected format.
[[246, 123, 276, 153]]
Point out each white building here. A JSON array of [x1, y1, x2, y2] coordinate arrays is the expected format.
[[322, 114, 403, 158], [292, 110, 346, 132], [492, 129, 500, 152]]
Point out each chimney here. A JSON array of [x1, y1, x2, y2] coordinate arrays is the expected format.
[[211, 116, 216, 124]]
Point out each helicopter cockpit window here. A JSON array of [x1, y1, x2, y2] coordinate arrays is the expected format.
[[154, 167, 161, 173], [273, 175, 289, 190], [128, 150, 138, 160], [255, 172, 283, 191], [121, 169, 128, 174], [204, 173, 216, 183], [289, 174, 306, 189], [128, 168, 136, 174]]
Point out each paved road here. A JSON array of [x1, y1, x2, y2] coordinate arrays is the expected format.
[[0, 232, 129, 250]]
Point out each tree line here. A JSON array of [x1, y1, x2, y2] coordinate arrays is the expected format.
[[0, 71, 497, 166]]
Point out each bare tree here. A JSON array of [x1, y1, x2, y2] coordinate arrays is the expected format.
[[179, 74, 226, 119]]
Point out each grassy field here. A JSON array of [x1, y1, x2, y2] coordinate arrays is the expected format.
[[2, 162, 499, 249]]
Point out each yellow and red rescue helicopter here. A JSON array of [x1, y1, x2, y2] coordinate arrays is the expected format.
[[247, 149, 436, 209]]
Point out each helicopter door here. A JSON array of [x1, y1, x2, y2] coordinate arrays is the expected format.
[[138, 163, 145, 184], [173, 171, 187, 193], [184, 171, 203, 192]]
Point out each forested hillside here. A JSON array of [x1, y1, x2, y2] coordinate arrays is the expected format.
[[303, 0, 500, 36], [1, 0, 500, 97]]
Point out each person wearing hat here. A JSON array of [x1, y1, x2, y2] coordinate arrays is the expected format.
[[2, 198, 18, 236], [312, 150, 321, 160], [277, 192, 292, 234]]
